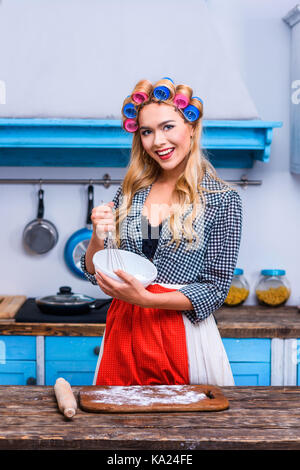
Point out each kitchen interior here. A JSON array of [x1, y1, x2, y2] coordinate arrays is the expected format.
[[1, 0, 300, 451]]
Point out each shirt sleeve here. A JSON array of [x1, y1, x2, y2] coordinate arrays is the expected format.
[[177, 189, 243, 324], [80, 185, 123, 284]]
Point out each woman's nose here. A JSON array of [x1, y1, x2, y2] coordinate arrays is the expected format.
[[153, 131, 167, 147]]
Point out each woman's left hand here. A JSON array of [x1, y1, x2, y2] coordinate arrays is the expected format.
[[95, 269, 152, 307]]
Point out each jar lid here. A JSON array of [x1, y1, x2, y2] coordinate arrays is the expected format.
[[261, 269, 286, 276], [234, 268, 244, 275]]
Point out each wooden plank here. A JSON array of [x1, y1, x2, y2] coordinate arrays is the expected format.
[[215, 306, 300, 338], [36, 336, 45, 385], [0, 296, 27, 318], [79, 385, 229, 413], [271, 338, 284, 385], [0, 386, 300, 449], [0, 322, 106, 336], [284, 339, 297, 385], [0, 305, 299, 337], [1, 426, 300, 450], [3, 407, 300, 429], [223, 338, 271, 362]]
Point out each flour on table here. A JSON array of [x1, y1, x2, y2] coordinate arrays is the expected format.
[[93, 385, 207, 406]]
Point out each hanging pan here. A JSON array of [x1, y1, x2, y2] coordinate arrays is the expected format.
[[23, 188, 58, 254], [64, 184, 94, 279]]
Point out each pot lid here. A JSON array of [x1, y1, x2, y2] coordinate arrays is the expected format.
[[36, 286, 96, 306]]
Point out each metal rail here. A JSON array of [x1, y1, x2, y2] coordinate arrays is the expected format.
[[0, 173, 262, 188]]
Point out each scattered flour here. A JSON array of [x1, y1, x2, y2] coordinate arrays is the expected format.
[[93, 385, 207, 406]]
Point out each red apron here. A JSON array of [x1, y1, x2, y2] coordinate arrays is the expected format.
[[95, 283, 189, 386]]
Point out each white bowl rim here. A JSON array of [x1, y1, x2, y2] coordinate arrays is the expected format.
[[92, 249, 158, 284]]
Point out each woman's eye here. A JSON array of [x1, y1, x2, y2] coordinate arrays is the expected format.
[[141, 125, 174, 136]]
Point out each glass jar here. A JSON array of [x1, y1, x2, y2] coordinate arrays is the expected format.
[[224, 268, 249, 307], [255, 269, 291, 307]]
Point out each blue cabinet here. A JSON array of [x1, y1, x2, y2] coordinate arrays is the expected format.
[[45, 337, 102, 386], [0, 335, 272, 386], [222, 338, 271, 385], [0, 336, 36, 385], [45, 337, 271, 386]]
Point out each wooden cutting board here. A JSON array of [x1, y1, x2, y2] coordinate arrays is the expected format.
[[0, 296, 27, 318], [79, 384, 229, 413]]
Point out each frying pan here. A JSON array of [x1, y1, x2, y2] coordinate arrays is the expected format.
[[35, 286, 112, 315], [23, 188, 58, 254], [64, 185, 94, 279]]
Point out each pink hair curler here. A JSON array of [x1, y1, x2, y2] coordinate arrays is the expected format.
[[132, 91, 148, 104], [124, 118, 138, 132], [173, 93, 189, 109]]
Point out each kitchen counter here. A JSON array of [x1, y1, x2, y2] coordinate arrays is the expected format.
[[0, 305, 299, 337], [1, 385, 300, 450]]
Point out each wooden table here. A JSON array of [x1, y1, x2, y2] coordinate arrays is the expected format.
[[1, 385, 300, 450], [0, 305, 299, 338]]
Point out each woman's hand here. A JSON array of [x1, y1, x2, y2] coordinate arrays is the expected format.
[[91, 201, 115, 240], [95, 269, 152, 308]]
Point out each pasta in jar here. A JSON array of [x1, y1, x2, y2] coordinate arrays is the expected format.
[[224, 268, 249, 307], [255, 270, 291, 307]]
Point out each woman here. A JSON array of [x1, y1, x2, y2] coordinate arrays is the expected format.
[[81, 77, 242, 387]]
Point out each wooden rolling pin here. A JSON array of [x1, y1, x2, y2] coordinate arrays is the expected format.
[[54, 378, 77, 418]]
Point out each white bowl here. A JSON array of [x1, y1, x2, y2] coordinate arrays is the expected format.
[[93, 249, 157, 287]]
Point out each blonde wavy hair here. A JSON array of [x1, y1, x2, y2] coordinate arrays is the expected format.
[[116, 78, 237, 251]]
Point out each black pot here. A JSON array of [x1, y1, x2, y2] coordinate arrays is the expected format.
[[35, 286, 105, 315]]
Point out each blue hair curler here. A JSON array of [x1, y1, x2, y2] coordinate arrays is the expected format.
[[123, 102, 137, 119], [162, 77, 174, 83], [192, 96, 204, 105], [153, 86, 171, 101], [183, 104, 200, 122], [153, 77, 174, 101]]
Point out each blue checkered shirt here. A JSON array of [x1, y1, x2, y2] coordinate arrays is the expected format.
[[81, 171, 242, 324]]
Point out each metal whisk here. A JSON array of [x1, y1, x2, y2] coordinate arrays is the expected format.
[[99, 199, 126, 273], [106, 230, 126, 273]]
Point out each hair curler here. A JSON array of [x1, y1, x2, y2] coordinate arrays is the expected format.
[[183, 96, 203, 121], [123, 102, 137, 119], [153, 77, 175, 101], [132, 92, 148, 104], [124, 118, 139, 132], [173, 84, 193, 109], [174, 93, 189, 109], [122, 96, 137, 119], [131, 79, 152, 104], [192, 96, 204, 105]]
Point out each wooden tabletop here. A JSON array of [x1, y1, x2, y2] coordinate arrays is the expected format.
[[1, 385, 300, 450], [215, 305, 300, 338], [0, 305, 299, 337]]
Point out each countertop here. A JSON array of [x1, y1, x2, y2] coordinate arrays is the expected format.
[[1, 385, 300, 450], [0, 305, 299, 337]]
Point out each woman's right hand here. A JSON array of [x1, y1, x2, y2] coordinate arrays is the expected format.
[[91, 201, 116, 240]]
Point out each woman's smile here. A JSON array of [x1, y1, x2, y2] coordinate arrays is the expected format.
[[155, 147, 175, 160]]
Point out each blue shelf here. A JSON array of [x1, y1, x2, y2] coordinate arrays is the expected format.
[[0, 118, 282, 168]]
